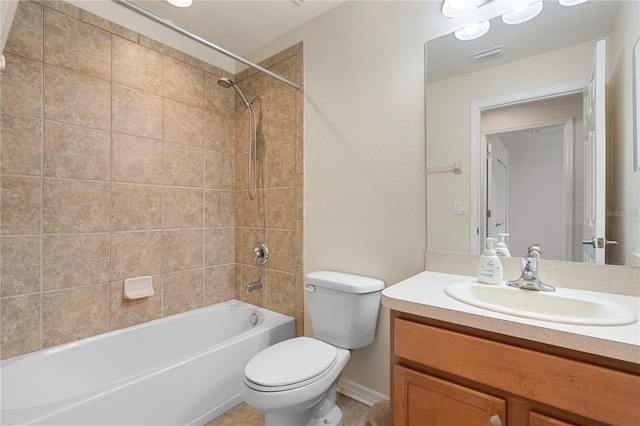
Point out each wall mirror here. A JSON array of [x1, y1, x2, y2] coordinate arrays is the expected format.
[[426, 0, 639, 267]]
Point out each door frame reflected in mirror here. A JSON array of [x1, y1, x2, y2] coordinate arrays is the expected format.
[[469, 81, 584, 256]]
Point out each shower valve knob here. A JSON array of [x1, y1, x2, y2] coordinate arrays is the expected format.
[[253, 243, 269, 265]]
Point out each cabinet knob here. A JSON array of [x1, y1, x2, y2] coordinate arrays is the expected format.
[[489, 414, 502, 426]]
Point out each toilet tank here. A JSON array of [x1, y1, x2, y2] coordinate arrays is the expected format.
[[305, 271, 385, 349]]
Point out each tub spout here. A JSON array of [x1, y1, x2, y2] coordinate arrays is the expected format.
[[246, 280, 263, 293]]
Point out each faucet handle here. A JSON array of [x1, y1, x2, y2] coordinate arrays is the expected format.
[[528, 244, 541, 256]]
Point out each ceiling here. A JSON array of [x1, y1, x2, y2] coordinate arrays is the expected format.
[[127, 0, 344, 58], [427, 0, 619, 83]]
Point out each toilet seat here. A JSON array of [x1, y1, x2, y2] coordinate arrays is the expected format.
[[244, 337, 338, 392]]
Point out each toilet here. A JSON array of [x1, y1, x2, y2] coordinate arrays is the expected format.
[[240, 271, 385, 426]]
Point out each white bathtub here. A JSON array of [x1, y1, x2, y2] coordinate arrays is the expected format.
[[0, 299, 295, 425]]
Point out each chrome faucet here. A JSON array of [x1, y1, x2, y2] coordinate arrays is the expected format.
[[506, 245, 555, 292]]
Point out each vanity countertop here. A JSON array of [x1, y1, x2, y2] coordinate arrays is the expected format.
[[382, 271, 640, 364]]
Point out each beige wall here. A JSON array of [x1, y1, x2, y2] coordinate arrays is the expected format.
[[427, 40, 596, 255], [608, 0, 640, 266], [0, 1, 303, 360]]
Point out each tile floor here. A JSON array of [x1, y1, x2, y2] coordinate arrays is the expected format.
[[206, 393, 371, 425]]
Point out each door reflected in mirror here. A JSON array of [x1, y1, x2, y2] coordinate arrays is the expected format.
[[426, 0, 639, 267]]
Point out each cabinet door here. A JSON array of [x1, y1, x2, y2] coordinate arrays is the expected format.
[[394, 365, 506, 426]]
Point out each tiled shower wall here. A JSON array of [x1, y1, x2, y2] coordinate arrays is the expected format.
[[0, 0, 303, 360]]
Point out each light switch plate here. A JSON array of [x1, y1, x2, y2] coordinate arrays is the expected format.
[[454, 201, 468, 215]]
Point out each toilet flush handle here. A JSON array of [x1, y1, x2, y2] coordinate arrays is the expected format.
[[304, 284, 315, 293]]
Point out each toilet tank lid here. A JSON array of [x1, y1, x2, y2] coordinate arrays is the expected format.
[[305, 271, 384, 294]]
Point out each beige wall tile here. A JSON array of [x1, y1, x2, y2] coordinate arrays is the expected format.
[[266, 144, 296, 188], [164, 56, 204, 108], [42, 234, 110, 291], [266, 187, 296, 230], [111, 231, 163, 281], [42, 284, 109, 348], [163, 269, 203, 316], [111, 183, 163, 231], [110, 276, 162, 330], [36, 1, 79, 18], [1, 295, 41, 360], [163, 142, 203, 187], [43, 179, 110, 234], [186, 55, 220, 75], [80, 11, 138, 42], [43, 121, 110, 180], [112, 84, 163, 139], [164, 99, 204, 148], [265, 101, 297, 148], [295, 264, 304, 311], [266, 229, 295, 273], [44, 65, 110, 130], [0, 114, 42, 176], [241, 190, 266, 229], [0, 8, 303, 359], [266, 270, 295, 316], [205, 112, 235, 153], [295, 219, 304, 266], [4, 1, 43, 61], [1, 236, 41, 297], [204, 265, 236, 306], [44, 8, 111, 80], [0, 53, 42, 118], [163, 229, 203, 273], [111, 133, 163, 185], [205, 228, 235, 266], [205, 150, 234, 189], [164, 187, 204, 229], [295, 174, 303, 220], [138, 35, 165, 54], [0, 176, 41, 235], [266, 58, 297, 106], [112, 36, 162, 95], [205, 190, 235, 228]]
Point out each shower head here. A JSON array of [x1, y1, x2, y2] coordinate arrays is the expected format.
[[217, 77, 233, 89], [217, 77, 250, 107]]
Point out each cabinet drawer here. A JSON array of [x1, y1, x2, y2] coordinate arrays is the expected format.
[[394, 318, 640, 425]]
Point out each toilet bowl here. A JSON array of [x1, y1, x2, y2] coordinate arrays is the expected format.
[[240, 271, 384, 426], [241, 337, 350, 425]]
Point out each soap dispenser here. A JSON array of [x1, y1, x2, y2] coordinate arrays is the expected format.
[[495, 233, 511, 257], [477, 237, 503, 284]]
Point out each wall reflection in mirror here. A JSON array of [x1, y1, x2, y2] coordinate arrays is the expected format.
[[426, 0, 639, 267]]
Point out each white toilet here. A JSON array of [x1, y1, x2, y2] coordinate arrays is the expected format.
[[240, 271, 385, 426]]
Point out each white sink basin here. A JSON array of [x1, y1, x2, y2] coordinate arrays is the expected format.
[[445, 282, 638, 326]]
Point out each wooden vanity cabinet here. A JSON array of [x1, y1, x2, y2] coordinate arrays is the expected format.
[[390, 311, 640, 426]]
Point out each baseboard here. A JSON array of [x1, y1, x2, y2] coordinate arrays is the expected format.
[[337, 378, 389, 407]]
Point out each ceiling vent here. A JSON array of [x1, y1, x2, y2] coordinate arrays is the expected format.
[[469, 45, 505, 63]]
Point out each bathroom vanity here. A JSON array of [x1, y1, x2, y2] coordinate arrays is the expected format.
[[382, 271, 640, 425]]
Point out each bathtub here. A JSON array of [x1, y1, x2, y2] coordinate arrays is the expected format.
[[0, 299, 295, 425]]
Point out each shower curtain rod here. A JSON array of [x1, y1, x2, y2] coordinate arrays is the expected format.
[[112, 0, 302, 91]]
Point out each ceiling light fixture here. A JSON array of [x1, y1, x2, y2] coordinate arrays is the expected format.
[[455, 20, 491, 41], [502, 1, 543, 25], [166, 0, 192, 7], [442, 0, 482, 18], [558, 0, 588, 6]]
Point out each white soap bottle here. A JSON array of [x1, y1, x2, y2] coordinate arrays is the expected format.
[[477, 237, 503, 284], [495, 233, 511, 257]]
